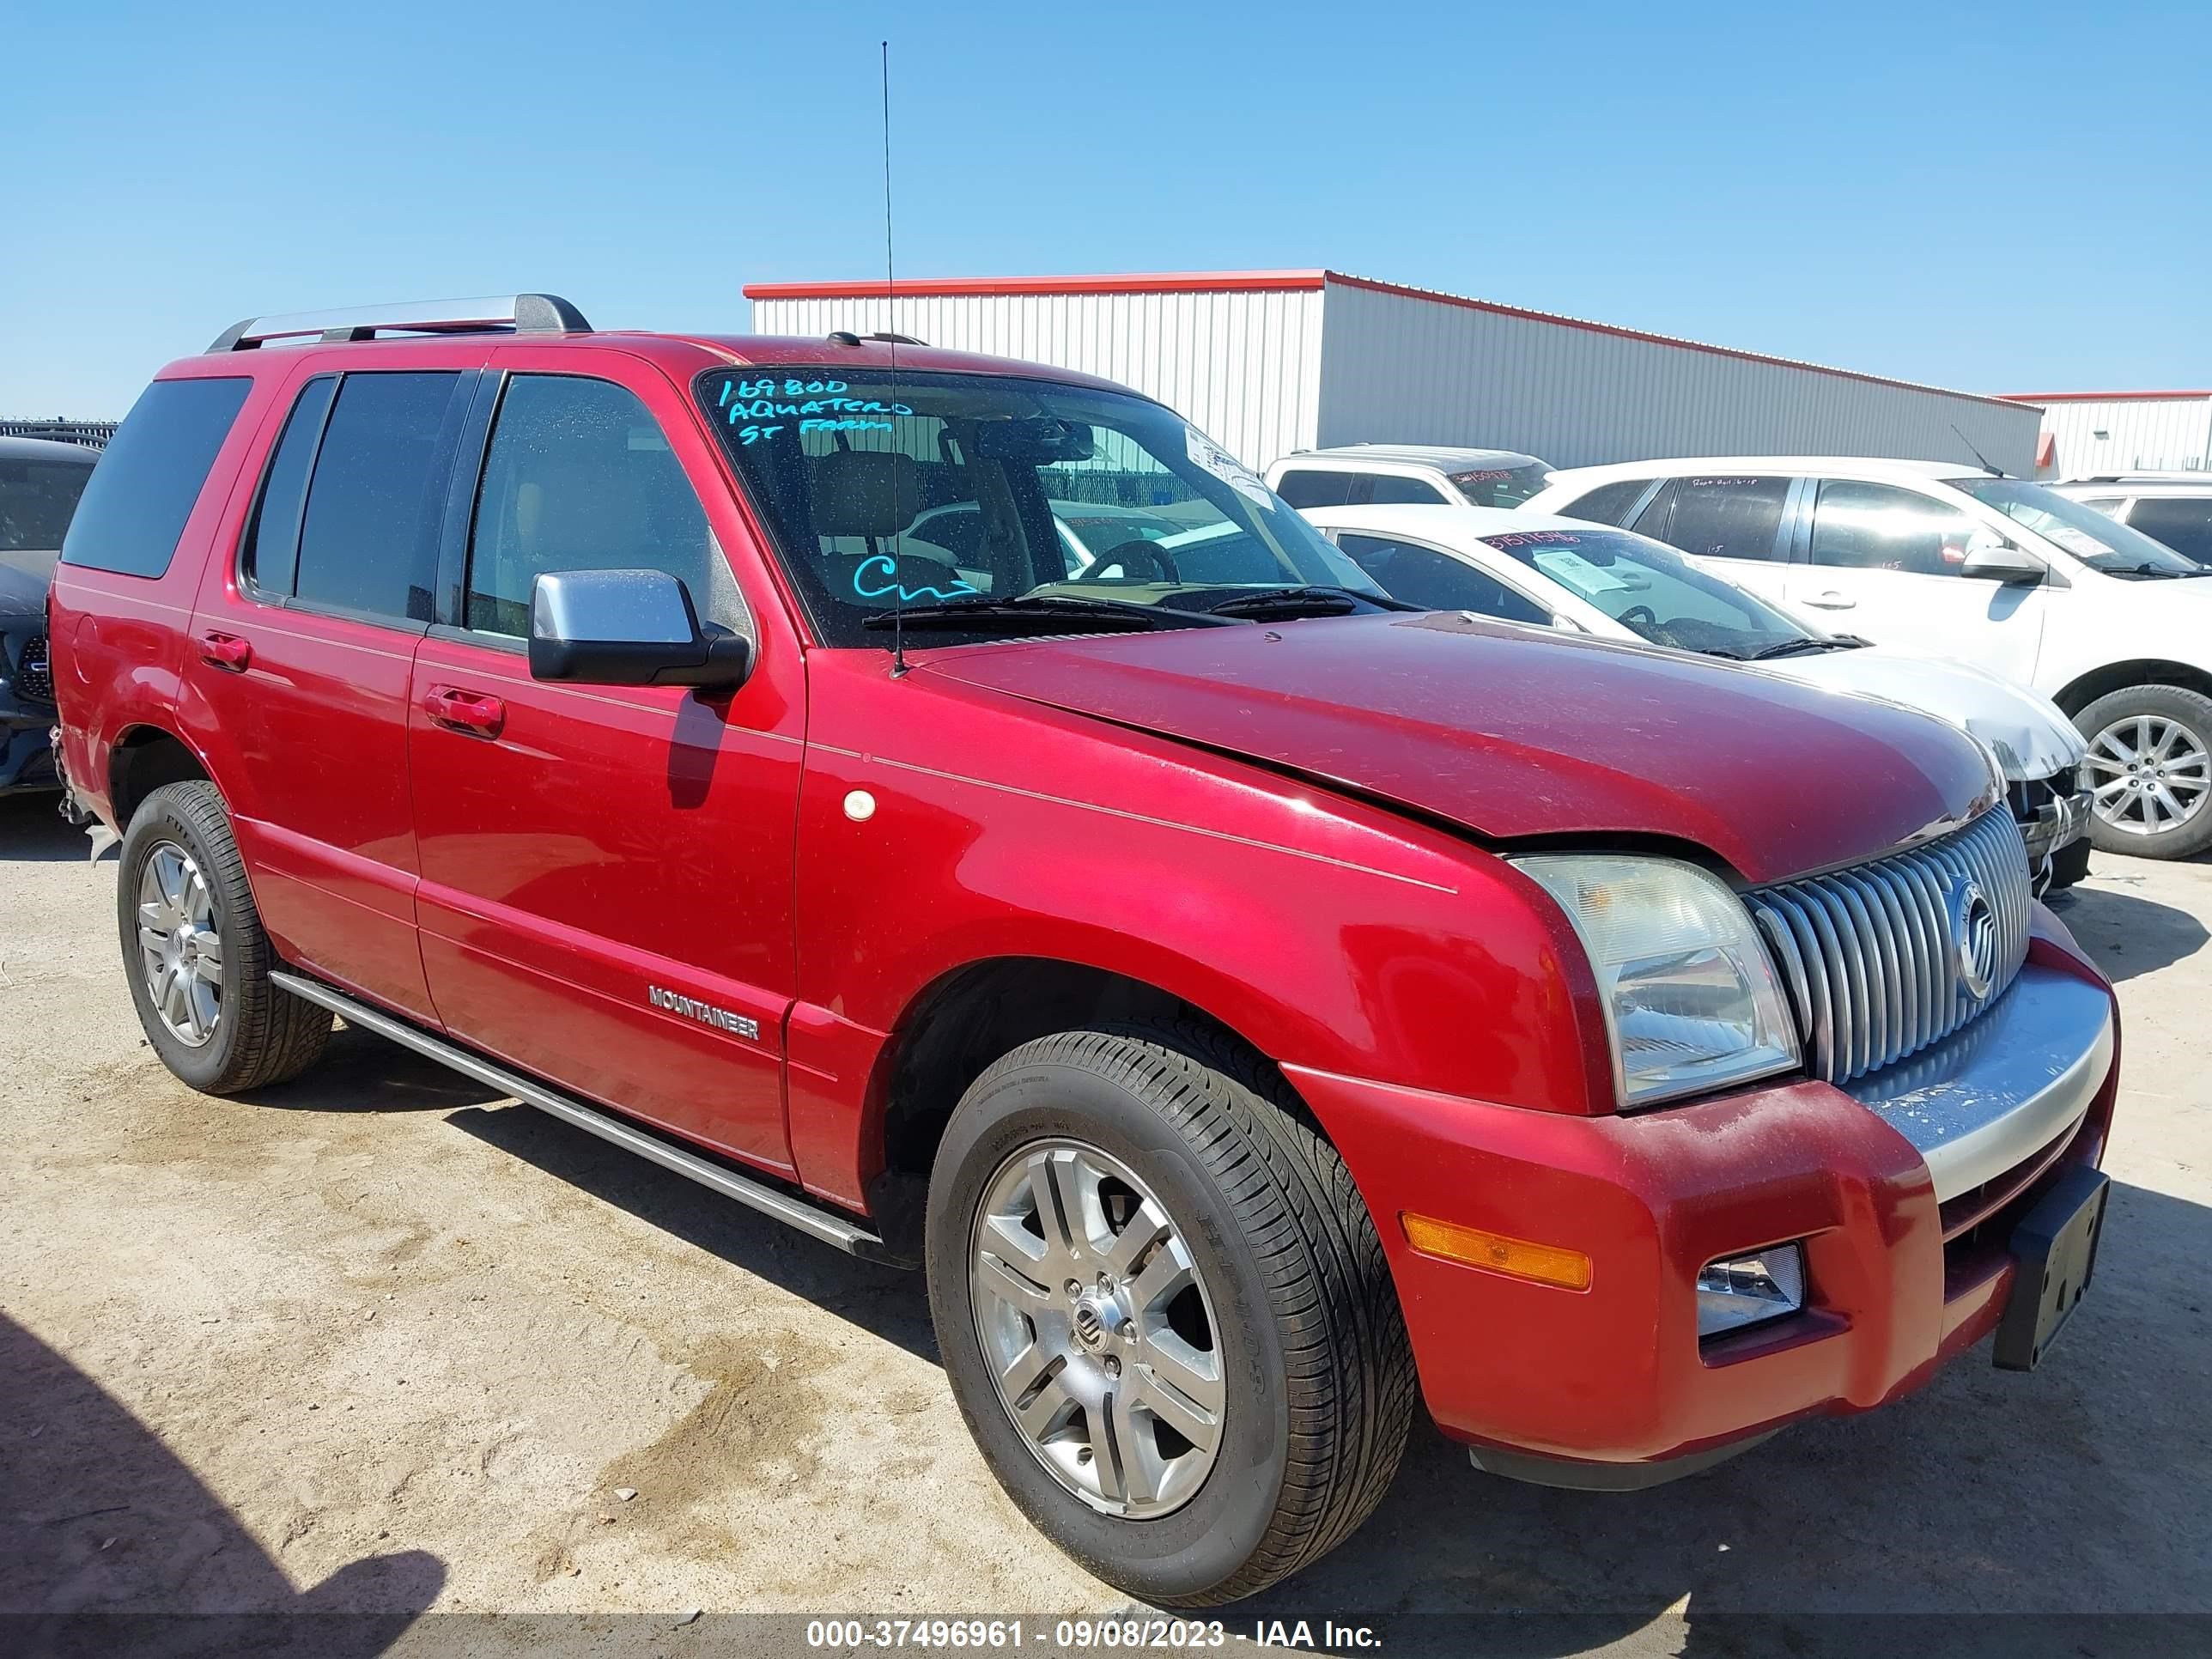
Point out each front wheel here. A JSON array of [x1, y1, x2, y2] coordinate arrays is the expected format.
[[2075, 684, 2212, 859], [925, 1023, 1415, 1607]]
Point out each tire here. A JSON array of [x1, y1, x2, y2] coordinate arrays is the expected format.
[[117, 780, 331, 1094], [2074, 683, 2212, 860], [925, 1021, 1415, 1606]]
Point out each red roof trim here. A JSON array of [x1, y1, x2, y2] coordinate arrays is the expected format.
[[1322, 273, 2027, 411], [743, 270, 1328, 301], [2000, 390, 2212, 404]]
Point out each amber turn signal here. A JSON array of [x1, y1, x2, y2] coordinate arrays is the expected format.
[[1400, 1213, 1593, 1291]]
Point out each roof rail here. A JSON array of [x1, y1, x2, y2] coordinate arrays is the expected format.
[[826, 329, 927, 347], [207, 293, 592, 353]]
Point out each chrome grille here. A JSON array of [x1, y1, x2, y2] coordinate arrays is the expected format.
[[1747, 809, 2033, 1085], [16, 635, 52, 703]]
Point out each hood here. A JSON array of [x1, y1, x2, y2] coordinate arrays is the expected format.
[[0, 549, 59, 620], [919, 612, 2000, 886], [1754, 647, 2085, 781]]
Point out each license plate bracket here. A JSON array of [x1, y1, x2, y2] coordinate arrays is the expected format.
[[1994, 1164, 2108, 1372]]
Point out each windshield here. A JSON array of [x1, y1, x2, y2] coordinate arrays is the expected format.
[[0, 455, 96, 551], [1479, 526, 1818, 658], [1449, 463, 1551, 509], [702, 369, 1383, 646], [1948, 477, 2203, 576]]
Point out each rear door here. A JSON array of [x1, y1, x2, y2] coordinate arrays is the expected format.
[[1782, 477, 2047, 683], [1630, 474, 1797, 607], [187, 360, 479, 1021], [405, 348, 805, 1172]]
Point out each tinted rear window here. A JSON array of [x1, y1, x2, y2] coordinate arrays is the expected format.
[[60, 378, 252, 577], [1273, 469, 1356, 509], [1555, 478, 1650, 526], [2126, 495, 2212, 566], [292, 372, 460, 621]]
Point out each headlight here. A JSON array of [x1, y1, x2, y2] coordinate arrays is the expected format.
[[1514, 854, 1800, 1108]]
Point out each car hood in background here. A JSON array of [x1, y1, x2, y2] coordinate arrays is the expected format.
[[1758, 647, 2085, 782], [921, 611, 1998, 885], [0, 549, 60, 620]]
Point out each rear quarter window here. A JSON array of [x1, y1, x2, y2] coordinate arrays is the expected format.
[[60, 378, 252, 577]]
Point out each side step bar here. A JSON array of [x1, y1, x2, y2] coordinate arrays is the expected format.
[[270, 971, 908, 1266]]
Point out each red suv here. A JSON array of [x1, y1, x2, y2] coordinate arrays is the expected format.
[[52, 296, 2119, 1605]]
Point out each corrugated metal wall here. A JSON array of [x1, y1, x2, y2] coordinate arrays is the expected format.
[[2027, 397, 2212, 478], [1314, 280, 2042, 473], [748, 289, 1325, 471]]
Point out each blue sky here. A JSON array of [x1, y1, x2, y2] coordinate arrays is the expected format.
[[8, 1, 2209, 415]]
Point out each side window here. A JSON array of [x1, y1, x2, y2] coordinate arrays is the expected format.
[[2124, 496, 2212, 565], [1629, 479, 1678, 540], [1662, 477, 1790, 562], [1365, 473, 1451, 505], [60, 377, 252, 578], [1557, 478, 1650, 526], [467, 375, 716, 638], [294, 373, 461, 621], [241, 375, 337, 599], [1808, 481, 1980, 575], [1273, 469, 1355, 509], [1337, 533, 1550, 622]]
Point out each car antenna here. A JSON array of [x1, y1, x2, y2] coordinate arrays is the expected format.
[[1952, 423, 2005, 477], [881, 39, 910, 680]]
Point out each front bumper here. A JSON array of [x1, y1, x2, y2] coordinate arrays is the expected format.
[[1288, 911, 2118, 1483], [2014, 772, 2092, 874], [1, 624, 58, 795]]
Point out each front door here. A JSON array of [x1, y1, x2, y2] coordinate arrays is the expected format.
[[406, 351, 805, 1172], [1781, 478, 2047, 684]]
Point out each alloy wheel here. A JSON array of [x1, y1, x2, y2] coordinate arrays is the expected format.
[[2087, 714, 2211, 836], [969, 1139, 1225, 1518], [137, 841, 224, 1047]]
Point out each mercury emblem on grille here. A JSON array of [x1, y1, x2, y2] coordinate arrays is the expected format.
[[1951, 879, 1998, 1001]]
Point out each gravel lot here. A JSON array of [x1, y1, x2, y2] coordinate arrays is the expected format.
[[3, 791, 2208, 1655]]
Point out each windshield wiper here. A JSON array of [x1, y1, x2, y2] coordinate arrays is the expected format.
[[860, 595, 1224, 635], [1746, 638, 1859, 660], [2101, 561, 2209, 580], [1185, 585, 1419, 619]]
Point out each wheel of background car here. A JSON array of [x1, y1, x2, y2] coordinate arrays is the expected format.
[[924, 1020, 1415, 1606], [1088, 538, 1180, 583], [2075, 683, 2212, 860], [117, 781, 332, 1094]]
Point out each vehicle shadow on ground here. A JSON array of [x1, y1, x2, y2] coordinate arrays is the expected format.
[[0, 1312, 445, 1654], [442, 1103, 937, 1363], [240, 1021, 507, 1115], [2051, 877, 2210, 982], [0, 793, 93, 862], [1239, 1177, 2212, 1656]]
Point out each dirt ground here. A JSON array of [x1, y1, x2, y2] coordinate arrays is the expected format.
[[3, 790, 2208, 1656]]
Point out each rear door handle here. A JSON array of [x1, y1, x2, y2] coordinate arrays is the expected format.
[[422, 684, 507, 738], [198, 631, 252, 672], [1802, 591, 1857, 610]]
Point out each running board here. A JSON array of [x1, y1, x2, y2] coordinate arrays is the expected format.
[[270, 971, 907, 1265]]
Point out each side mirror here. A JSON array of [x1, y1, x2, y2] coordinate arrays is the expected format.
[[1958, 533, 2044, 586], [527, 569, 752, 690]]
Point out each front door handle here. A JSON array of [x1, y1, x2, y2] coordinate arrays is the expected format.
[[1802, 591, 1857, 610], [198, 631, 252, 672], [422, 684, 507, 738]]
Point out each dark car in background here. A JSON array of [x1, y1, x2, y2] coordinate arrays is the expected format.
[[1, 435, 99, 793]]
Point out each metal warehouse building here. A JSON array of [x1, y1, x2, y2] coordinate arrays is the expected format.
[[2004, 389, 2212, 479], [745, 270, 2041, 476]]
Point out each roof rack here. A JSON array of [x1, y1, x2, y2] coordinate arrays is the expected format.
[[207, 293, 592, 353], [827, 329, 927, 347]]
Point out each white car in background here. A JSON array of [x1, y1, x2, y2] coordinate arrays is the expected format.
[[2045, 473, 2212, 569], [1265, 445, 1552, 510], [1527, 457, 2212, 860], [1302, 502, 2094, 889]]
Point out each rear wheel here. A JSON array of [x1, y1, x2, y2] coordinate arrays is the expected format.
[[117, 781, 331, 1094], [2075, 684, 2212, 859], [925, 1022, 1415, 1606]]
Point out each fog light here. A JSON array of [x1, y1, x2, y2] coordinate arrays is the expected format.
[[1696, 1245, 1806, 1338]]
